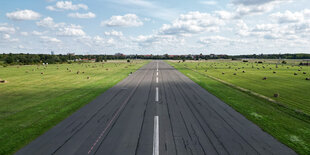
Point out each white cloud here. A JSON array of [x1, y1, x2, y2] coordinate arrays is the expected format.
[[20, 32, 28, 36], [271, 10, 309, 23], [158, 11, 224, 36], [68, 12, 96, 18], [32, 31, 47, 36], [0, 26, 16, 34], [104, 30, 123, 37], [6, 10, 41, 21], [36, 17, 65, 29], [57, 25, 86, 36], [47, 1, 88, 11], [101, 14, 143, 27], [37, 17, 86, 37], [2, 34, 19, 42], [40, 36, 61, 43], [200, 1, 217, 5], [199, 36, 247, 45]]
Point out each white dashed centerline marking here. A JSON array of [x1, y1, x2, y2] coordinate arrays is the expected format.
[[156, 77, 158, 83], [156, 72, 158, 76], [155, 87, 159, 102], [153, 116, 159, 155]]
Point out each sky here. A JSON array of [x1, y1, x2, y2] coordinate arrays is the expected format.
[[0, 0, 310, 55]]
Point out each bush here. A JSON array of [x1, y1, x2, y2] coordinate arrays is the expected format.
[[282, 60, 287, 64], [127, 59, 130, 63]]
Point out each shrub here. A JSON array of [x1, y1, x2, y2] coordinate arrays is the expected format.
[[282, 61, 287, 64], [127, 59, 130, 63], [263, 77, 267, 80]]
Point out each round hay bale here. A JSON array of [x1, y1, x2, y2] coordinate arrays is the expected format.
[[294, 73, 297, 75], [263, 77, 267, 80], [0, 79, 7, 83], [274, 93, 279, 98]]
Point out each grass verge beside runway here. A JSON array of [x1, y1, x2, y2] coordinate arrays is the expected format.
[[0, 60, 148, 155], [169, 61, 310, 155]]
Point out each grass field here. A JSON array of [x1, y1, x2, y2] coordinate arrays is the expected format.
[[168, 60, 310, 155], [0, 60, 148, 155]]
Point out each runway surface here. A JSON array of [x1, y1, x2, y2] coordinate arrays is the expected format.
[[16, 61, 296, 155]]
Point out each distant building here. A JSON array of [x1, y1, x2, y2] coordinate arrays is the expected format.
[[51, 51, 55, 55]]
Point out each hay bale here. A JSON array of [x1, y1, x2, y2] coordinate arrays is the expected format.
[[306, 78, 310, 80], [242, 71, 246, 73], [294, 73, 297, 75], [41, 72, 44, 75], [0, 79, 7, 83], [222, 72, 225, 75], [274, 93, 279, 98], [263, 77, 267, 80], [82, 71, 85, 74], [233, 73, 237, 75], [298, 69, 301, 71], [273, 71, 276, 74], [87, 76, 90, 79]]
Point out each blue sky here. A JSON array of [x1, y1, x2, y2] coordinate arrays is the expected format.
[[0, 0, 310, 55]]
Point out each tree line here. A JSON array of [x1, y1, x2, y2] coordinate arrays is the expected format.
[[0, 53, 309, 65]]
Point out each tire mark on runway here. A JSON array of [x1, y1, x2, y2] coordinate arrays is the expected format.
[[90, 64, 151, 154]]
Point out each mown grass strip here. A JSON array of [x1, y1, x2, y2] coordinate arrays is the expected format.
[[168, 61, 310, 155], [0, 61, 148, 155]]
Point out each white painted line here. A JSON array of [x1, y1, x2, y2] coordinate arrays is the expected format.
[[156, 77, 158, 83], [153, 116, 159, 155], [156, 87, 159, 102], [156, 72, 158, 76]]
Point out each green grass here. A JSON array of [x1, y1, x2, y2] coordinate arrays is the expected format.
[[0, 60, 148, 155], [168, 60, 310, 155]]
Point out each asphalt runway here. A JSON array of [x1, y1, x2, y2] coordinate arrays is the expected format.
[[16, 61, 296, 155]]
